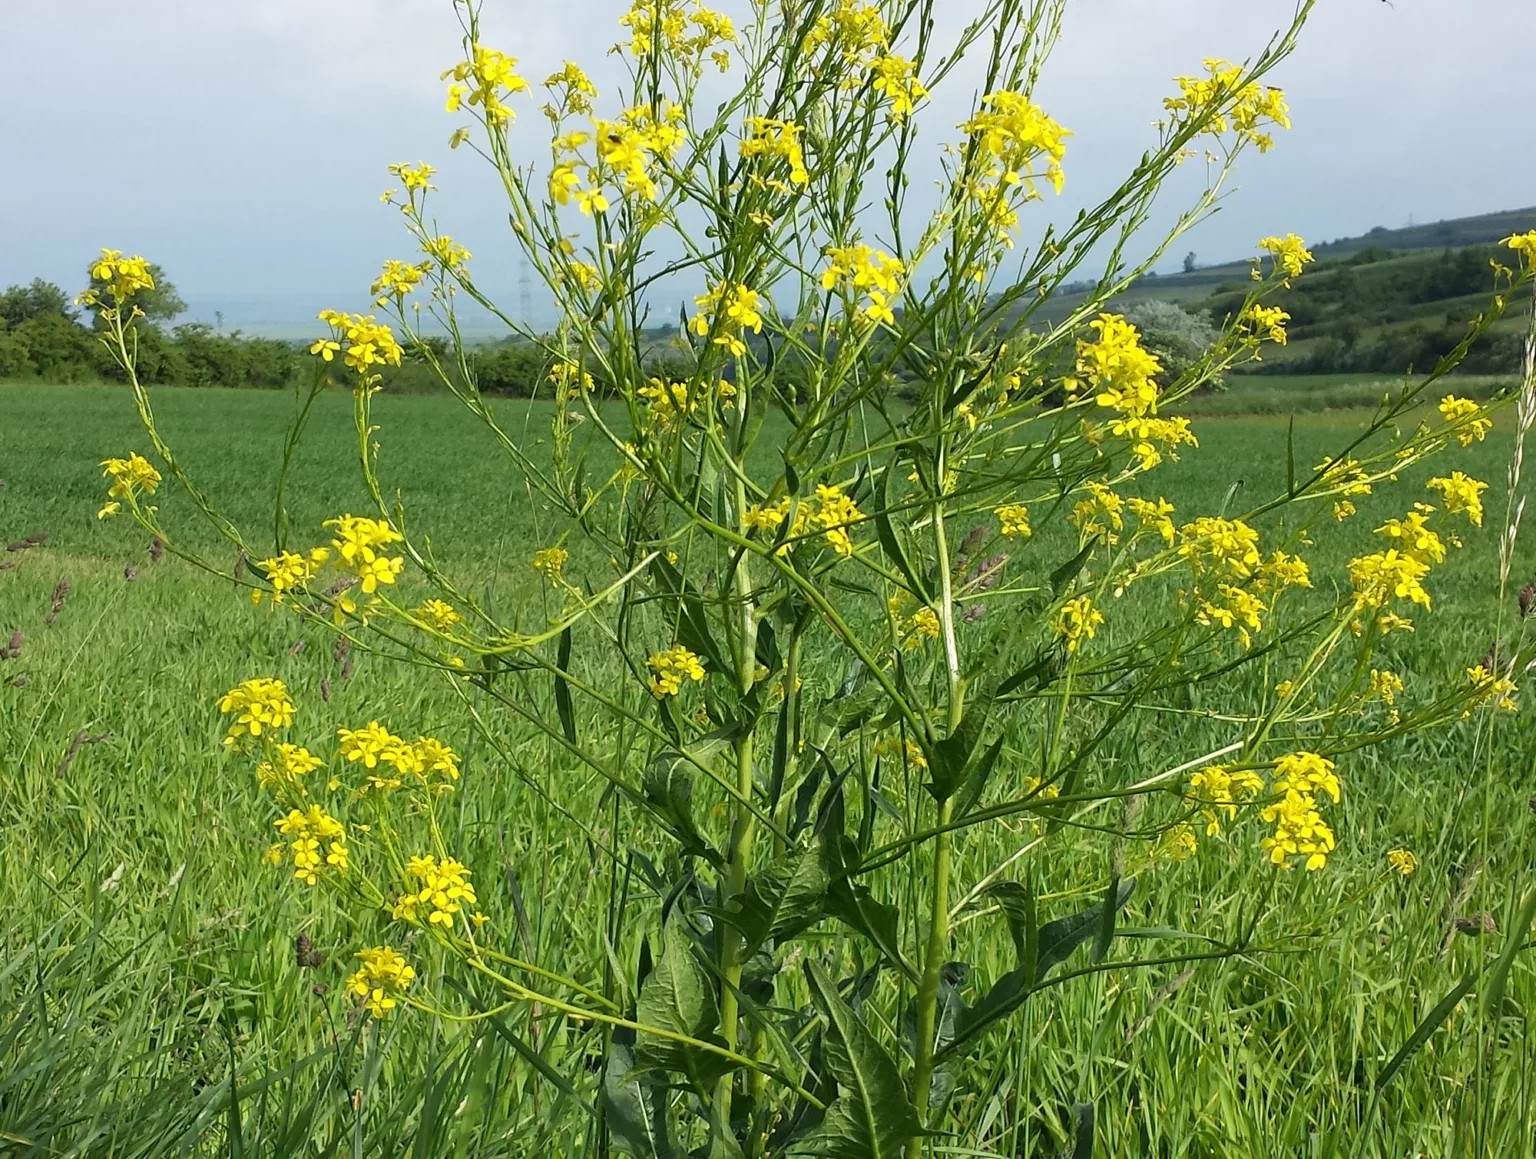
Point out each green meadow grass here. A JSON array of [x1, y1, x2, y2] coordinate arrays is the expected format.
[[2, 381, 1534, 1157]]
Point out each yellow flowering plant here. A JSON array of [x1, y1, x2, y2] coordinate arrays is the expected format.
[[84, 1, 1536, 1155]]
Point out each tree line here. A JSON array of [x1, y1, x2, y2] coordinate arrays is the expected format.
[[0, 264, 566, 395]]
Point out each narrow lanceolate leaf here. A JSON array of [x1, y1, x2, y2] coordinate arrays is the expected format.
[[635, 912, 735, 1094], [1479, 886, 1536, 1021], [797, 961, 922, 1159], [555, 626, 576, 744], [941, 879, 1136, 1062], [873, 465, 930, 602]]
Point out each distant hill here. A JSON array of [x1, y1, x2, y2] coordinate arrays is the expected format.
[[1310, 207, 1536, 258], [1016, 206, 1536, 377]]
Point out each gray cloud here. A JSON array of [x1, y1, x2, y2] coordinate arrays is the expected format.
[[3, 0, 1530, 329]]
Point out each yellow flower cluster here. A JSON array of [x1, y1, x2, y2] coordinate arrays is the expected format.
[[788, 484, 865, 556], [1157, 823, 1199, 862], [393, 854, 479, 927], [1178, 516, 1260, 580], [1071, 481, 1125, 542], [803, 0, 888, 63], [338, 722, 461, 793], [313, 311, 405, 374], [1177, 517, 1304, 647], [255, 743, 324, 794], [544, 61, 598, 117], [740, 117, 809, 187], [821, 244, 905, 326], [1503, 230, 1536, 263], [1314, 455, 1374, 498], [256, 547, 330, 600], [962, 91, 1070, 196], [1052, 595, 1104, 654], [1241, 304, 1291, 346], [97, 452, 162, 519], [1128, 496, 1177, 544], [618, 0, 736, 71], [549, 105, 688, 213], [422, 235, 472, 272], [275, 804, 349, 885], [1465, 664, 1519, 714], [1370, 668, 1404, 706], [531, 546, 568, 581], [1375, 509, 1446, 565], [414, 598, 462, 629], [995, 502, 1031, 538], [1260, 752, 1339, 870], [872, 736, 927, 769], [870, 55, 927, 122], [1165, 59, 1290, 152], [218, 677, 296, 745], [388, 161, 435, 192], [325, 514, 405, 594], [371, 258, 431, 305], [1077, 314, 1163, 419], [1257, 234, 1314, 280], [1188, 764, 1265, 836], [648, 645, 706, 697], [1438, 395, 1492, 446], [1426, 472, 1488, 527], [87, 249, 156, 304], [900, 606, 941, 651], [637, 376, 735, 428], [1072, 315, 1195, 469], [691, 282, 763, 358], [444, 44, 530, 126], [1386, 848, 1417, 878], [347, 946, 416, 1018], [1348, 550, 1430, 612]]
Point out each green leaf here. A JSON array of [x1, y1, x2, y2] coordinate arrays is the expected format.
[[650, 553, 729, 675], [555, 627, 577, 745], [927, 695, 994, 803], [1480, 886, 1536, 1021], [1038, 877, 1135, 978], [941, 879, 1136, 1062], [825, 872, 917, 984], [635, 912, 735, 1095], [603, 1035, 681, 1159], [1048, 542, 1095, 597], [1065, 1102, 1095, 1159], [796, 962, 922, 1159], [729, 834, 837, 959], [983, 879, 1037, 987], [1091, 874, 1119, 964], [1285, 415, 1297, 496], [642, 753, 724, 868], [954, 736, 1005, 821], [873, 466, 930, 602]]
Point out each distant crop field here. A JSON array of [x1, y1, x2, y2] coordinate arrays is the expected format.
[[2, 382, 1534, 1156]]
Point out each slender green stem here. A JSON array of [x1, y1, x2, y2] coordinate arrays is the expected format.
[[909, 478, 964, 1153]]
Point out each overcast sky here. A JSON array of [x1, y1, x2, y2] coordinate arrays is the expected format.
[[3, 0, 1532, 329]]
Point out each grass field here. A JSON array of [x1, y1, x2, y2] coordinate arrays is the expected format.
[[3, 381, 1535, 1158]]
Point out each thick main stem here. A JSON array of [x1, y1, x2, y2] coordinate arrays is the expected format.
[[909, 492, 965, 1155], [717, 475, 759, 1125], [908, 800, 954, 1146]]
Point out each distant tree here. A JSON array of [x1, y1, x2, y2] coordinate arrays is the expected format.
[[0, 279, 75, 327], [1125, 298, 1225, 390], [84, 259, 186, 326], [1182, 251, 1198, 274]]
